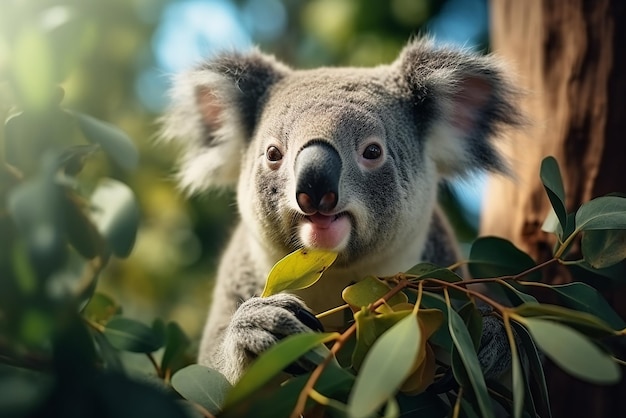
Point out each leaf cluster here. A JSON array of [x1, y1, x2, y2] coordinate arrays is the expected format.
[[0, 10, 195, 417], [173, 158, 626, 418]]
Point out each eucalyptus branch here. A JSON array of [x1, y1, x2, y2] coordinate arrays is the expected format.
[[411, 278, 508, 313], [290, 279, 411, 418]]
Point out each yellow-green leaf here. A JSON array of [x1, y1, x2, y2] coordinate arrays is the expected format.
[[261, 249, 337, 297], [341, 276, 408, 309]]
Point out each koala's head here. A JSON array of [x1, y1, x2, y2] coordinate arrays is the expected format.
[[161, 38, 521, 268]]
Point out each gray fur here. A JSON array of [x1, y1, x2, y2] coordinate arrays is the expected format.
[[161, 38, 522, 384]]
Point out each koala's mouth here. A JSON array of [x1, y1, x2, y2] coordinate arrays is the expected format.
[[299, 212, 351, 251], [305, 212, 346, 228]]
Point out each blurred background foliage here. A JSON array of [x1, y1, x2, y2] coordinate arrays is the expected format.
[[0, 0, 488, 347]]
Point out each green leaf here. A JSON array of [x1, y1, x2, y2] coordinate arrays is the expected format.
[[62, 190, 106, 260], [575, 196, 626, 231], [12, 27, 56, 109], [504, 318, 524, 418], [171, 365, 231, 415], [511, 322, 551, 418], [161, 322, 191, 373], [342, 276, 408, 309], [352, 308, 412, 370], [540, 157, 567, 234], [224, 332, 339, 408], [395, 391, 448, 417], [220, 361, 354, 418], [581, 229, 626, 269], [457, 303, 483, 351], [75, 112, 138, 170], [104, 317, 164, 353], [91, 331, 124, 372], [521, 318, 620, 384], [7, 160, 68, 275], [548, 282, 625, 330], [486, 281, 537, 306], [90, 179, 140, 258], [469, 237, 540, 281], [513, 303, 618, 337], [82, 292, 121, 323], [405, 262, 440, 276], [347, 313, 421, 418], [261, 249, 338, 297], [420, 292, 453, 351], [446, 297, 494, 418]]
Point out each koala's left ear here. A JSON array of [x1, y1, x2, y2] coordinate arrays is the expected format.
[[396, 38, 524, 177], [160, 50, 289, 194]]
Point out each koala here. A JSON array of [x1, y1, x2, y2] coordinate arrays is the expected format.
[[161, 38, 522, 385]]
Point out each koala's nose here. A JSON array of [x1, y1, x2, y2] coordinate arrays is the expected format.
[[294, 141, 342, 215]]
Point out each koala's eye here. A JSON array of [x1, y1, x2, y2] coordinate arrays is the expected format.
[[266, 146, 283, 162], [362, 144, 382, 160]]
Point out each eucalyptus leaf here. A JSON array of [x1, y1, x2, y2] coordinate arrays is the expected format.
[[540, 156, 567, 234], [220, 361, 354, 418], [342, 276, 408, 309], [261, 249, 337, 297], [161, 322, 191, 374], [575, 196, 626, 231], [513, 303, 617, 337], [104, 317, 164, 353], [548, 282, 625, 330], [446, 301, 494, 418], [82, 292, 121, 323], [171, 365, 231, 416], [90, 179, 140, 258], [12, 27, 56, 109], [75, 112, 139, 170], [581, 229, 626, 269], [504, 318, 524, 418], [511, 322, 551, 418], [62, 190, 105, 260], [347, 314, 421, 418], [522, 318, 620, 384], [7, 161, 67, 276], [224, 332, 339, 408], [469, 237, 540, 281]]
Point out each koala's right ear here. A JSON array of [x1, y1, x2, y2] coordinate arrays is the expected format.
[[160, 50, 289, 194]]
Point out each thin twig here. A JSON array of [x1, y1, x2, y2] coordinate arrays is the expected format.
[[290, 279, 410, 418]]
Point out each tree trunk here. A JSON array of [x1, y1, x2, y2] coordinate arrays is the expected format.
[[484, 0, 626, 416]]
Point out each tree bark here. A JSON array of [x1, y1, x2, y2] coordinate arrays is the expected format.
[[485, 0, 626, 416]]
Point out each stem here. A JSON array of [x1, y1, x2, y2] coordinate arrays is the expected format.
[[316, 304, 350, 320], [290, 279, 410, 418], [192, 402, 216, 418], [446, 260, 469, 271], [147, 352, 163, 378], [290, 323, 357, 418], [417, 278, 508, 313], [84, 317, 106, 333], [452, 387, 464, 418], [500, 257, 559, 281], [554, 232, 576, 259]]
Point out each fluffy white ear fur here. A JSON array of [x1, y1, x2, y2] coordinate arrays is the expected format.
[[426, 73, 495, 177], [160, 70, 247, 194]]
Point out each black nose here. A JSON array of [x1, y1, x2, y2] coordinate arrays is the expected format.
[[294, 141, 342, 214]]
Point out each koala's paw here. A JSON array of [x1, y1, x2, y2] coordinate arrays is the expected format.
[[218, 294, 323, 382]]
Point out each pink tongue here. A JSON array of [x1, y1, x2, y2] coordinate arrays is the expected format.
[[309, 213, 333, 228]]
